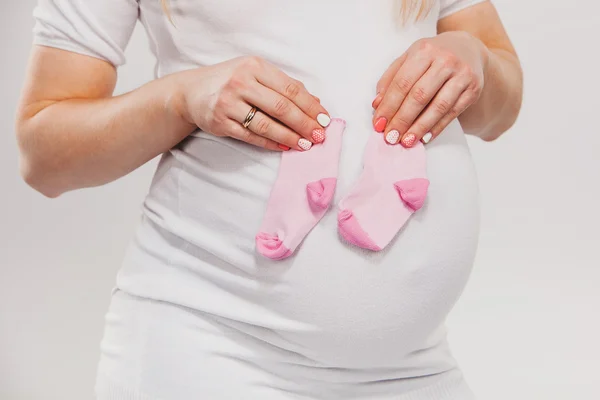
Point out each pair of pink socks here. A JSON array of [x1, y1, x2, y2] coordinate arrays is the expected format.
[[255, 118, 429, 260]]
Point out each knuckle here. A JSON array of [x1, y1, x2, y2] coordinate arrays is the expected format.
[[239, 128, 253, 143], [393, 116, 412, 130], [412, 122, 429, 134], [410, 86, 429, 106], [254, 117, 271, 136], [305, 101, 320, 117], [449, 106, 463, 117], [464, 88, 480, 104], [241, 55, 263, 70], [251, 135, 267, 148], [468, 79, 482, 96], [416, 39, 434, 54], [392, 77, 413, 95], [284, 80, 302, 99], [432, 98, 452, 115], [460, 63, 475, 77], [441, 53, 459, 69], [224, 75, 245, 92], [297, 116, 311, 134], [273, 97, 292, 117]]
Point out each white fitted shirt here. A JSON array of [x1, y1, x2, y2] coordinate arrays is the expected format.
[[33, 1, 485, 399]]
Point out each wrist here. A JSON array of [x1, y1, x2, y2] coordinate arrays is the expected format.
[[162, 71, 195, 128]]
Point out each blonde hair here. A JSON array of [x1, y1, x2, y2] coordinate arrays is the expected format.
[[400, 0, 433, 21], [160, 0, 432, 23]]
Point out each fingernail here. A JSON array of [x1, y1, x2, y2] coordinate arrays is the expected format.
[[374, 117, 387, 133], [401, 133, 417, 147], [421, 132, 433, 144], [298, 138, 312, 151], [385, 130, 400, 144], [312, 128, 326, 143], [316, 113, 331, 127], [371, 94, 382, 109], [278, 144, 290, 151]]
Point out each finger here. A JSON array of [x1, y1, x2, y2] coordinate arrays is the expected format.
[[244, 82, 326, 144], [428, 90, 477, 141], [234, 105, 311, 151], [397, 77, 467, 147], [254, 61, 331, 128], [373, 53, 408, 108], [385, 62, 453, 145], [376, 52, 408, 95], [224, 119, 284, 151], [373, 56, 432, 133]]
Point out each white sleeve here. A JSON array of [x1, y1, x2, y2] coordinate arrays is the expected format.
[[438, 0, 488, 20], [32, 0, 139, 67]]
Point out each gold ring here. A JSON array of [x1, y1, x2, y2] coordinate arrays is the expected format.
[[242, 106, 258, 129]]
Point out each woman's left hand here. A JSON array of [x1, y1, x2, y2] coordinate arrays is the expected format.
[[372, 31, 488, 147]]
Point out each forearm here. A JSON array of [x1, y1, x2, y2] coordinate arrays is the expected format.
[[458, 44, 523, 141], [17, 73, 195, 197]]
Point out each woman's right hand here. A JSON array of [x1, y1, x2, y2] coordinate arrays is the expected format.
[[173, 56, 331, 152]]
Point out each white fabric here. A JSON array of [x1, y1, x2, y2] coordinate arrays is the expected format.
[[33, 1, 487, 399]]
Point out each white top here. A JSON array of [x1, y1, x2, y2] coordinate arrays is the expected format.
[[33, 1, 485, 398]]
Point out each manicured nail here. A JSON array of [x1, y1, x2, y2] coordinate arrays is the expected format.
[[401, 133, 417, 147], [372, 94, 382, 109], [374, 117, 387, 133], [385, 130, 400, 144], [421, 132, 433, 144], [316, 113, 331, 127], [278, 144, 290, 151], [298, 138, 312, 151], [312, 128, 326, 143]]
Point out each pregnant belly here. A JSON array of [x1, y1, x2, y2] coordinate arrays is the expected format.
[[123, 120, 480, 370]]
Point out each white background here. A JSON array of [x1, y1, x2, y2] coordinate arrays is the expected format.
[[1, 1, 599, 399]]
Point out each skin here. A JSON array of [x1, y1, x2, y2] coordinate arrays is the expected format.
[[15, 1, 521, 198], [373, 1, 523, 146]]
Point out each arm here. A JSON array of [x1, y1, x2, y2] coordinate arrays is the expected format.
[[16, 47, 329, 198], [437, 2, 523, 141], [372, 1, 523, 146], [16, 46, 195, 198]]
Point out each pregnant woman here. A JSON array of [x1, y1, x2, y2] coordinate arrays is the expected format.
[[17, 0, 522, 398]]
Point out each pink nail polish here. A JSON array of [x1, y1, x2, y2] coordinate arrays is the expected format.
[[312, 128, 326, 143], [374, 117, 387, 132], [298, 138, 312, 151], [278, 144, 290, 151], [385, 130, 400, 144], [401, 133, 417, 148]]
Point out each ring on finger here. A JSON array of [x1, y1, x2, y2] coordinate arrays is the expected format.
[[242, 106, 258, 129]]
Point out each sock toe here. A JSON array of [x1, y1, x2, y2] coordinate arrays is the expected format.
[[337, 209, 381, 251], [255, 232, 293, 260]]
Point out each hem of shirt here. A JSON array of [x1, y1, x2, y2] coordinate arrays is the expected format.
[[95, 370, 475, 400], [439, 0, 488, 20], [95, 372, 161, 400], [32, 37, 121, 67]]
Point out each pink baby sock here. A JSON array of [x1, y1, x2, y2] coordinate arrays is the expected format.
[[337, 135, 429, 251], [256, 118, 346, 260]]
